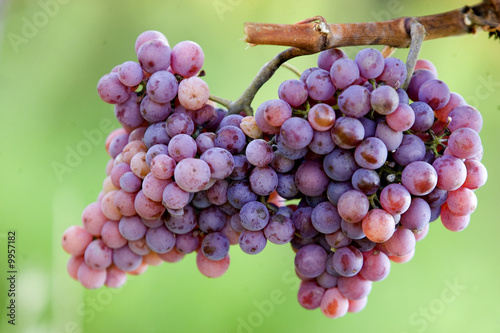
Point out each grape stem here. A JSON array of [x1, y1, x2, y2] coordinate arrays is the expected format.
[[227, 0, 499, 116], [227, 47, 313, 115], [402, 21, 426, 90]]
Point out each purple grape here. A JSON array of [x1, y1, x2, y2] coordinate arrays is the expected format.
[[375, 121, 403, 151], [215, 125, 246, 154], [118, 61, 144, 87], [166, 112, 195, 137], [407, 69, 437, 102], [418, 79, 450, 110], [118, 215, 147, 241], [239, 230, 267, 255], [354, 48, 385, 79], [270, 151, 295, 173], [108, 133, 129, 159], [330, 117, 365, 149], [354, 137, 388, 169], [280, 117, 314, 149], [308, 130, 336, 155], [306, 69, 336, 101], [332, 245, 363, 277], [200, 147, 235, 179], [323, 147, 359, 182], [317, 48, 347, 71], [201, 232, 230, 261], [198, 206, 226, 233], [400, 197, 431, 231], [146, 70, 178, 103], [143, 122, 170, 148], [168, 134, 197, 162], [245, 139, 273, 167], [114, 92, 144, 129], [360, 249, 391, 282], [278, 79, 308, 107], [206, 179, 229, 205], [239, 201, 270, 231], [376, 57, 407, 89], [338, 85, 371, 118], [330, 58, 360, 90], [337, 274, 372, 300], [163, 205, 198, 234], [263, 214, 296, 245], [351, 168, 380, 195], [326, 181, 354, 205], [145, 144, 169, 166], [249, 166, 278, 196], [145, 225, 176, 253], [294, 244, 328, 278], [392, 134, 426, 166], [311, 201, 342, 234], [370, 85, 399, 115], [175, 231, 201, 254], [84, 239, 112, 270], [170, 40, 204, 77], [219, 114, 244, 129], [140, 95, 171, 123], [410, 102, 434, 132], [229, 155, 252, 180], [292, 207, 319, 239], [341, 220, 365, 240], [196, 132, 216, 154], [276, 173, 300, 199], [227, 180, 258, 209], [295, 160, 330, 197], [112, 245, 143, 272], [97, 72, 130, 104], [137, 38, 171, 73]]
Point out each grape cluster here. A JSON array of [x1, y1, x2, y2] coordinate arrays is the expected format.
[[61, 30, 487, 319]]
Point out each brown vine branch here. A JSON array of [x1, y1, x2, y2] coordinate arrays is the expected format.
[[226, 0, 500, 115], [244, 0, 500, 51]]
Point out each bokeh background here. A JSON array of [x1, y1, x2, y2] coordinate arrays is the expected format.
[[0, 0, 499, 332]]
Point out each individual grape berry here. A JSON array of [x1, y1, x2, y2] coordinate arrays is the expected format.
[[177, 77, 210, 110], [201, 232, 230, 261], [330, 58, 360, 90], [370, 85, 399, 115], [97, 73, 130, 104], [306, 69, 336, 101], [278, 79, 308, 107], [137, 38, 171, 73], [308, 103, 336, 131], [337, 85, 371, 118], [146, 70, 178, 104], [170, 40, 204, 77], [417, 79, 450, 110], [354, 48, 385, 79]]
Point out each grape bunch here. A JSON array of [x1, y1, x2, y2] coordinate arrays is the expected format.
[[61, 30, 487, 319]]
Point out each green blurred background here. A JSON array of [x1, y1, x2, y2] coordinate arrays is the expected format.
[[0, 0, 499, 332]]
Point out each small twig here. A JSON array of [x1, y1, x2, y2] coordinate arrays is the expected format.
[[209, 94, 232, 109], [227, 47, 313, 115], [281, 63, 302, 78], [402, 21, 426, 90], [381, 46, 397, 58]]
